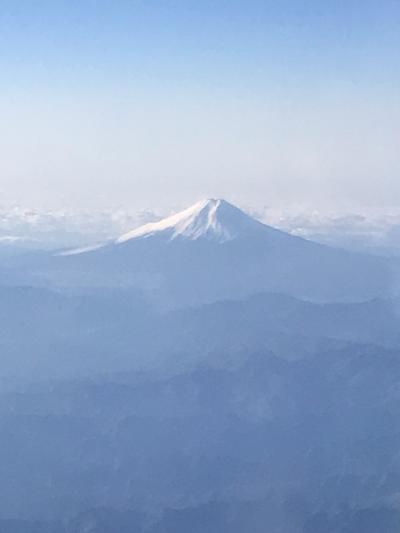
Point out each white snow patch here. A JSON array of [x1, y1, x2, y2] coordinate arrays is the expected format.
[[57, 243, 106, 256]]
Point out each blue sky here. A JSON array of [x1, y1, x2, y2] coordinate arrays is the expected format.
[[0, 1, 399, 209]]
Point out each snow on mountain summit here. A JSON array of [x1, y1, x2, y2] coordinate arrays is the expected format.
[[116, 199, 265, 244]]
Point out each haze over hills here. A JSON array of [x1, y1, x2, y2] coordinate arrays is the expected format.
[[0, 287, 399, 381], [1, 286, 400, 532]]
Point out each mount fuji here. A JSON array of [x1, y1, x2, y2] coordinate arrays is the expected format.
[[27, 198, 394, 306], [61, 198, 287, 252]]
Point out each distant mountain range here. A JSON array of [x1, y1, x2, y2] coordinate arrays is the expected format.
[[1, 286, 399, 380]]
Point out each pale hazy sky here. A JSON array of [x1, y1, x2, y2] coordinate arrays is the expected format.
[[0, 0, 399, 211]]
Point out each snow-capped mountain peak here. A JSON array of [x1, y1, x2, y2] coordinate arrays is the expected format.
[[116, 198, 264, 244]]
